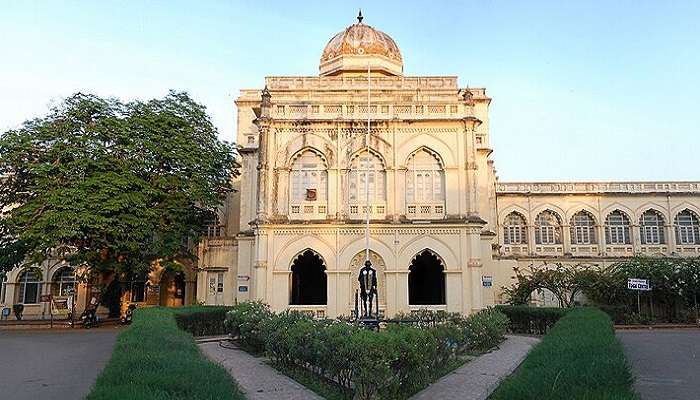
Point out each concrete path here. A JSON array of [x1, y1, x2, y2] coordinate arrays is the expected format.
[[0, 327, 120, 400], [199, 341, 323, 400], [618, 329, 700, 400], [411, 335, 540, 400]]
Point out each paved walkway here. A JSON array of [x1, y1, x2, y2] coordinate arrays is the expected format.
[[618, 329, 700, 400], [0, 327, 120, 400], [411, 335, 540, 400], [199, 341, 323, 400]]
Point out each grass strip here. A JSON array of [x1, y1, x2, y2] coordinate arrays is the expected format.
[[490, 307, 638, 400], [87, 307, 244, 400]]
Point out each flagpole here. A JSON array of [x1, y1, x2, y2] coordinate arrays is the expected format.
[[365, 62, 371, 262]]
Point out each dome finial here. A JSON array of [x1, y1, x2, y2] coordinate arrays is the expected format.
[[357, 9, 363, 23]]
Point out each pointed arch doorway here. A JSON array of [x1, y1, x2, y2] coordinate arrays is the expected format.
[[290, 249, 327, 305], [408, 250, 446, 305]]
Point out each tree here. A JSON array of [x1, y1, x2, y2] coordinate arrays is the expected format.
[[503, 263, 599, 308], [0, 92, 238, 279]]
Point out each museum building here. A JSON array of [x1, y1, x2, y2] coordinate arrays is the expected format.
[[193, 15, 700, 317], [2, 16, 699, 319]]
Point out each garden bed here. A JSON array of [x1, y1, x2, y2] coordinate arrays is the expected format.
[[224, 302, 509, 400], [87, 307, 244, 400], [489, 307, 638, 400]]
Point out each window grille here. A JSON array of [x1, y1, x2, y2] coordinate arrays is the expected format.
[[17, 270, 40, 304], [535, 211, 562, 245], [289, 150, 328, 218], [52, 268, 76, 297], [324, 105, 341, 113], [408, 206, 416, 214], [605, 211, 631, 245], [503, 212, 527, 244], [676, 210, 700, 245], [640, 210, 665, 245], [571, 212, 596, 245]]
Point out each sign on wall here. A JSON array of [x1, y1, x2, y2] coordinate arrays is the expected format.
[[627, 278, 651, 291], [482, 275, 493, 288], [238, 286, 249, 292]]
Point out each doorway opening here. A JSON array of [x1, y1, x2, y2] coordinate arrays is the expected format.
[[290, 250, 327, 305], [408, 250, 446, 305]]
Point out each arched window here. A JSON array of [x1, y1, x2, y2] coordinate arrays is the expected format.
[[503, 212, 527, 244], [605, 210, 631, 245], [289, 150, 328, 216], [640, 210, 665, 245], [675, 210, 700, 245], [408, 250, 446, 305], [571, 211, 596, 245], [290, 250, 327, 305], [535, 211, 562, 244], [349, 151, 386, 216], [17, 270, 40, 304], [406, 149, 445, 216], [51, 267, 76, 297], [205, 213, 225, 238]]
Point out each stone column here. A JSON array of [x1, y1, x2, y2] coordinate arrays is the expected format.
[[562, 224, 571, 254], [597, 225, 606, 256]]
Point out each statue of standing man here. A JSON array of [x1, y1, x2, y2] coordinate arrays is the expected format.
[[358, 260, 378, 318]]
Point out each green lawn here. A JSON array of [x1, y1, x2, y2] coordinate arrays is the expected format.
[[87, 307, 244, 400], [490, 308, 639, 400]]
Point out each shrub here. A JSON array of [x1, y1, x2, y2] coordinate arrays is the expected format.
[[174, 306, 232, 336], [88, 307, 244, 400], [224, 301, 272, 352], [490, 308, 638, 400], [495, 305, 569, 334], [225, 303, 509, 400], [463, 308, 510, 351]]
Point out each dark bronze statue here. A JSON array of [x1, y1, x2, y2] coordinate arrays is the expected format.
[[358, 259, 378, 318]]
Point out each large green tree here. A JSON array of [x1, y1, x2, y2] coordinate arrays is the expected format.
[[0, 91, 238, 276]]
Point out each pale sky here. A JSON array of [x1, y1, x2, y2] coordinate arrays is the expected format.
[[1, 1, 699, 181]]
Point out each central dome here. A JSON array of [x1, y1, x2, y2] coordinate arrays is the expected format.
[[319, 13, 403, 77]]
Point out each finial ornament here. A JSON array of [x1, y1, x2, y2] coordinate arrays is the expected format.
[[357, 9, 363, 23]]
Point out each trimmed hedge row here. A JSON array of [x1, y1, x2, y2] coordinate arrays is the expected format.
[[495, 305, 569, 334], [88, 307, 244, 400], [490, 308, 638, 400], [225, 302, 509, 400], [174, 306, 233, 337]]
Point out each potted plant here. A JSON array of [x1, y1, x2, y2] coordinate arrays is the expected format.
[[12, 303, 24, 320]]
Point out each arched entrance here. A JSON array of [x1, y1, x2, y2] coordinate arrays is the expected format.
[[160, 271, 186, 307], [408, 250, 446, 305], [290, 250, 327, 305]]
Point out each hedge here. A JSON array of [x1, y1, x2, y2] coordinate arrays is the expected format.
[[174, 306, 233, 337], [495, 305, 569, 334], [225, 302, 509, 400], [87, 307, 244, 400], [490, 308, 638, 400]]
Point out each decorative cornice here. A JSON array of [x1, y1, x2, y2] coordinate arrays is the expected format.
[[496, 181, 700, 195]]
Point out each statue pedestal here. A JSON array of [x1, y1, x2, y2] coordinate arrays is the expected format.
[[358, 317, 380, 331]]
